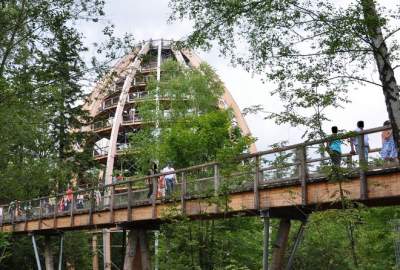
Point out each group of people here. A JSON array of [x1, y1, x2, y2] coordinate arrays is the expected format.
[[146, 162, 177, 199], [327, 120, 397, 168]]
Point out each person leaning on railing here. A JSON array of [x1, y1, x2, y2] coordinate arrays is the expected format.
[[327, 126, 343, 167]]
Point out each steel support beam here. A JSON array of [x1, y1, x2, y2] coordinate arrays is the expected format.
[[58, 233, 64, 270], [285, 220, 307, 270], [32, 234, 42, 270]]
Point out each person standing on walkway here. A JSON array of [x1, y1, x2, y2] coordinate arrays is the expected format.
[[380, 120, 397, 164], [350, 120, 370, 160], [327, 126, 342, 167], [147, 161, 158, 199], [161, 163, 176, 197]]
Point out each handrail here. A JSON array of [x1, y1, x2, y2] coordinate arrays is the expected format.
[[1, 125, 395, 227]]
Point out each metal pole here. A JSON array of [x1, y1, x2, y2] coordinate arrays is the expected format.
[[285, 221, 307, 270], [261, 210, 270, 270], [32, 234, 42, 270], [155, 231, 159, 270], [58, 233, 64, 270]]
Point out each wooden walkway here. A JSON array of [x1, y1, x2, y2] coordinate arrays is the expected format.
[[2, 126, 400, 234]]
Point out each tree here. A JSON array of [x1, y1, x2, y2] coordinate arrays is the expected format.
[[169, 0, 400, 150], [0, 1, 133, 268], [129, 59, 251, 172]]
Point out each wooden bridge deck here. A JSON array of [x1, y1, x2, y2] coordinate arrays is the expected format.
[[2, 167, 400, 234], [2, 125, 400, 234]]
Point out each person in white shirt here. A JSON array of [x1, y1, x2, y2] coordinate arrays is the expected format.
[[161, 164, 176, 196], [350, 120, 370, 160]]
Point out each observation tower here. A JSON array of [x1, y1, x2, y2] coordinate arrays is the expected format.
[[82, 39, 256, 186]]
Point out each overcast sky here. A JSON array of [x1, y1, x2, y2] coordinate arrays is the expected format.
[[79, 0, 398, 152]]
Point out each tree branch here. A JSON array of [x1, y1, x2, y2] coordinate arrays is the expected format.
[[327, 75, 382, 87]]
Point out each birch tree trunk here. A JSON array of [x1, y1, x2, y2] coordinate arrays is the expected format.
[[362, 0, 400, 155]]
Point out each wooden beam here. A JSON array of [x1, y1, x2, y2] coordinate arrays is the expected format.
[[92, 234, 99, 270], [271, 219, 291, 270], [105, 42, 150, 185]]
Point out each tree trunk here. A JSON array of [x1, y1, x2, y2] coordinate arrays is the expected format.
[[361, 0, 400, 155]]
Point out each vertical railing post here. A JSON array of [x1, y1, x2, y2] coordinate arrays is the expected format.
[[88, 189, 94, 225], [254, 155, 260, 210], [127, 183, 132, 222], [110, 185, 115, 223], [53, 196, 58, 229], [152, 176, 157, 219], [358, 133, 368, 199], [70, 193, 75, 227], [213, 164, 220, 196], [297, 145, 308, 206], [39, 200, 43, 230], [346, 155, 353, 169], [181, 172, 186, 215]]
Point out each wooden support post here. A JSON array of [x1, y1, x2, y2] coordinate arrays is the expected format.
[[124, 230, 136, 270], [358, 134, 368, 200], [138, 230, 150, 270], [103, 229, 112, 270], [124, 229, 151, 270], [127, 184, 132, 222], [44, 235, 54, 270], [181, 172, 186, 215], [297, 146, 308, 206], [261, 210, 270, 270], [92, 234, 99, 270], [271, 219, 291, 270], [254, 156, 260, 210]]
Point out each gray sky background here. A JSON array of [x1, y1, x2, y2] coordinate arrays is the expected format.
[[79, 0, 399, 152]]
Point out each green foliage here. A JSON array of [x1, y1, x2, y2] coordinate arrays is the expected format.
[[129, 60, 251, 172], [169, 0, 400, 140], [158, 217, 263, 270]]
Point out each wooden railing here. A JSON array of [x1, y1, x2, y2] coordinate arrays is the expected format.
[[1, 125, 396, 226]]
